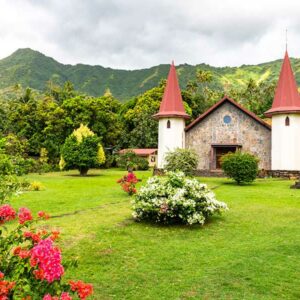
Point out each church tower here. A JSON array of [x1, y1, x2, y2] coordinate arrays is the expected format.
[[154, 62, 190, 168], [265, 51, 300, 170]]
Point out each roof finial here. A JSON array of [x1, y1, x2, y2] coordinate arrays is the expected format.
[[285, 28, 288, 52]]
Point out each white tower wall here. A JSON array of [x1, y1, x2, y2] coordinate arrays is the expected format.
[[272, 114, 300, 170], [157, 118, 185, 168]]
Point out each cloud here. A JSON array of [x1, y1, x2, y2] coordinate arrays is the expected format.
[[0, 0, 300, 69]]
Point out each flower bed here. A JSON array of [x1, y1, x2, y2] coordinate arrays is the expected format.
[[132, 171, 228, 225]]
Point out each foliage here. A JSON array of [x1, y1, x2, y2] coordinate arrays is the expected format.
[[0, 138, 35, 176], [117, 172, 139, 195], [133, 171, 228, 225], [164, 148, 199, 176], [97, 144, 106, 166], [0, 204, 93, 299], [0, 175, 27, 204], [61, 125, 105, 176], [116, 151, 149, 171], [221, 151, 259, 184]]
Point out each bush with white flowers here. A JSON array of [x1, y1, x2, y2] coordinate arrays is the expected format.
[[132, 171, 228, 225]]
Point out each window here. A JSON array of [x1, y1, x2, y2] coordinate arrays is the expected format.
[[151, 156, 156, 162], [285, 116, 290, 126], [223, 115, 232, 124], [167, 120, 171, 128]]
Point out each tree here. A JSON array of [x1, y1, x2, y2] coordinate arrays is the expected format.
[[60, 124, 105, 176]]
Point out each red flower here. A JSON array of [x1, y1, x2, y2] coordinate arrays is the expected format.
[[0, 273, 15, 299], [69, 280, 93, 300], [18, 208, 33, 224], [50, 230, 60, 241], [0, 204, 16, 225], [38, 211, 50, 220], [13, 246, 31, 259], [23, 231, 41, 243]]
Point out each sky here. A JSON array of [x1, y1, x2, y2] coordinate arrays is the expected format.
[[1, 0, 300, 70]]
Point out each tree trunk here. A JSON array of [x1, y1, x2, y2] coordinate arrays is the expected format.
[[79, 167, 89, 176]]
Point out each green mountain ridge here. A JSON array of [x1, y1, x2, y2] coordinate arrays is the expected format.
[[0, 48, 300, 101]]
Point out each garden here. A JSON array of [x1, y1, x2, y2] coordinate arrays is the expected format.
[[2, 168, 300, 299], [1, 125, 300, 299]]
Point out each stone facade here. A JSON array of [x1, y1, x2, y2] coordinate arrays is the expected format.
[[185, 101, 271, 170]]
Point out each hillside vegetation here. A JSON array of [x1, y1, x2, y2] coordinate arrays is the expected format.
[[1, 48, 300, 101]]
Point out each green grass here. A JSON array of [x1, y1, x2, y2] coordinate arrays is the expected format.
[[10, 169, 300, 299]]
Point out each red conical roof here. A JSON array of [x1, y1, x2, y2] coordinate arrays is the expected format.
[[265, 51, 300, 116], [153, 62, 190, 119]]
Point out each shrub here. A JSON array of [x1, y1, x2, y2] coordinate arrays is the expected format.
[[60, 124, 106, 176], [116, 151, 149, 171], [29, 181, 44, 191], [221, 151, 259, 184], [132, 171, 228, 225], [0, 175, 27, 204], [164, 148, 199, 176], [117, 172, 139, 195], [0, 204, 93, 299]]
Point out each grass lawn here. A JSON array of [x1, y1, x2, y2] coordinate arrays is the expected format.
[[11, 169, 300, 299]]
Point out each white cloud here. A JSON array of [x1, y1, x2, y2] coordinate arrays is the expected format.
[[0, 0, 300, 69]]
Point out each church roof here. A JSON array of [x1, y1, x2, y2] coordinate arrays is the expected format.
[[153, 62, 190, 119], [185, 96, 271, 132], [265, 51, 300, 116]]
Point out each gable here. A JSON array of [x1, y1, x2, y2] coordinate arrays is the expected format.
[[185, 97, 271, 132]]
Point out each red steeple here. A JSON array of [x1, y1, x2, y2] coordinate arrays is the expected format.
[[154, 62, 190, 119], [265, 51, 300, 116]]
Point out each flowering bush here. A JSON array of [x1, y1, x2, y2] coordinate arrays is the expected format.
[[117, 172, 139, 195], [132, 171, 228, 225], [0, 204, 93, 299]]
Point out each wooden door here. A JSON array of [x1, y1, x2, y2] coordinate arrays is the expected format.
[[215, 147, 236, 169]]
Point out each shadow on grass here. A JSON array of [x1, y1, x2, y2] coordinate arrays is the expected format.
[[63, 174, 104, 177], [132, 214, 227, 231]]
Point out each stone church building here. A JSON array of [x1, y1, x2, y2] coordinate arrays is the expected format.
[[185, 97, 271, 171], [154, 51, 300, 174]]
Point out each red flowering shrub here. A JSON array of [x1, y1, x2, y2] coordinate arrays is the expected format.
[[0, 204, 93, 299], [117, 172, 139, 195]]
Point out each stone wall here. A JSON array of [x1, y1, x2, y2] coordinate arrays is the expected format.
[[185, 101, 271, 170], [267, 170, 300, 179]]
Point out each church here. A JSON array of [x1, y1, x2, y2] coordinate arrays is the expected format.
[[154, 51, 300, 175]]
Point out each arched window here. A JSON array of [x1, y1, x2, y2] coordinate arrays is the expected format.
[[285, 116, 290, 126], [167, 120, 171, 129]]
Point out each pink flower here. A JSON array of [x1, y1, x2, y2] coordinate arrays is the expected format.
[[60, 292, 72, 300], [31, 239, 64, 283], [18, 207, 33, 224], [43, 293, 72, 300], [0, 204, 16, 225]]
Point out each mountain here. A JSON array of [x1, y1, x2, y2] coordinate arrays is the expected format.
[[0, 48, 300, 101]]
